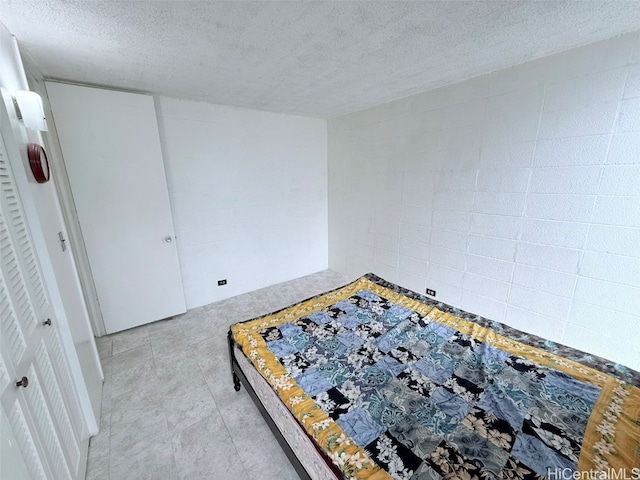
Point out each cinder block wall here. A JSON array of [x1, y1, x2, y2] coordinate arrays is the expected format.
[[328, 32, 640, 369]]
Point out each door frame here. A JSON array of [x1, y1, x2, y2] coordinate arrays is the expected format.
[[37, 79, 107, 337]]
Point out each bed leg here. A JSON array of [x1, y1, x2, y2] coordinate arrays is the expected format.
[[227, 329, 242, 392]]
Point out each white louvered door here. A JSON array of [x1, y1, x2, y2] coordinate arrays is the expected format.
[[0, 131, 84, 478]]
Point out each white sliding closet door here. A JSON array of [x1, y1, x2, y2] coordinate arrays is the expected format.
[[46, 83, 186, 334], [0, 134, 85, 479]]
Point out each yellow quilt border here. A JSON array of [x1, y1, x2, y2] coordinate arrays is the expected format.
[[231, 276, 640, 476], [232, 277, 389, 479]]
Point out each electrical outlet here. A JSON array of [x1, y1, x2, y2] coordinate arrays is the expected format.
[[218, 279, 227, 286], [425, 288, 436, 297]]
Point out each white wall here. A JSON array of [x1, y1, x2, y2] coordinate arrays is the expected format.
[[156, 97, 328, 308], [328, 32, 640, 370]]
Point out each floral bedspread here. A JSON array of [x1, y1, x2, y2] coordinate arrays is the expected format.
[[230, 274, 640, 480]]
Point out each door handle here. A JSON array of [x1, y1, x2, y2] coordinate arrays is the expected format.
[[164, 236, 173, 243], [58, 231, 67, 252], [16, 376, 29, 388]]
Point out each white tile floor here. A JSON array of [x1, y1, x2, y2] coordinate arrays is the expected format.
[[86, 269, 352, 480]]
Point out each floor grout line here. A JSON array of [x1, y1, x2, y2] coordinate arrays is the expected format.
[[87, 269, 352, 480]]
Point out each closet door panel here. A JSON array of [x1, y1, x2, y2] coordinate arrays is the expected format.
[[1, 131, 84, 479], [47, 82, 186, 333]]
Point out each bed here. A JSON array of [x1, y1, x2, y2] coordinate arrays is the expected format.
[[228, 273, 640, 480]]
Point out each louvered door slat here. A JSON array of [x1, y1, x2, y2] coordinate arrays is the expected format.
[[49, 330, 83, 435], [0, 225, 27, 362], [24, 365, 72, 480], [0, 219, 38, 339], [8, 401, 47, 480], [0, 300, 13, 323], [0, 154, 47, 336], [8, 266, 20, 285], [35, 340, 81, 472]]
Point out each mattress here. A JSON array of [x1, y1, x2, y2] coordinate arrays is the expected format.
[[230, 273, 640, 480], [235, 344, 339, 479]]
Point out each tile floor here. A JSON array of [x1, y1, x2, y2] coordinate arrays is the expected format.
[[86, 269, 352, 480]]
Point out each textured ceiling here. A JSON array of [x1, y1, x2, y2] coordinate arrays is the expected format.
[[1, 1, 640, 118]]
